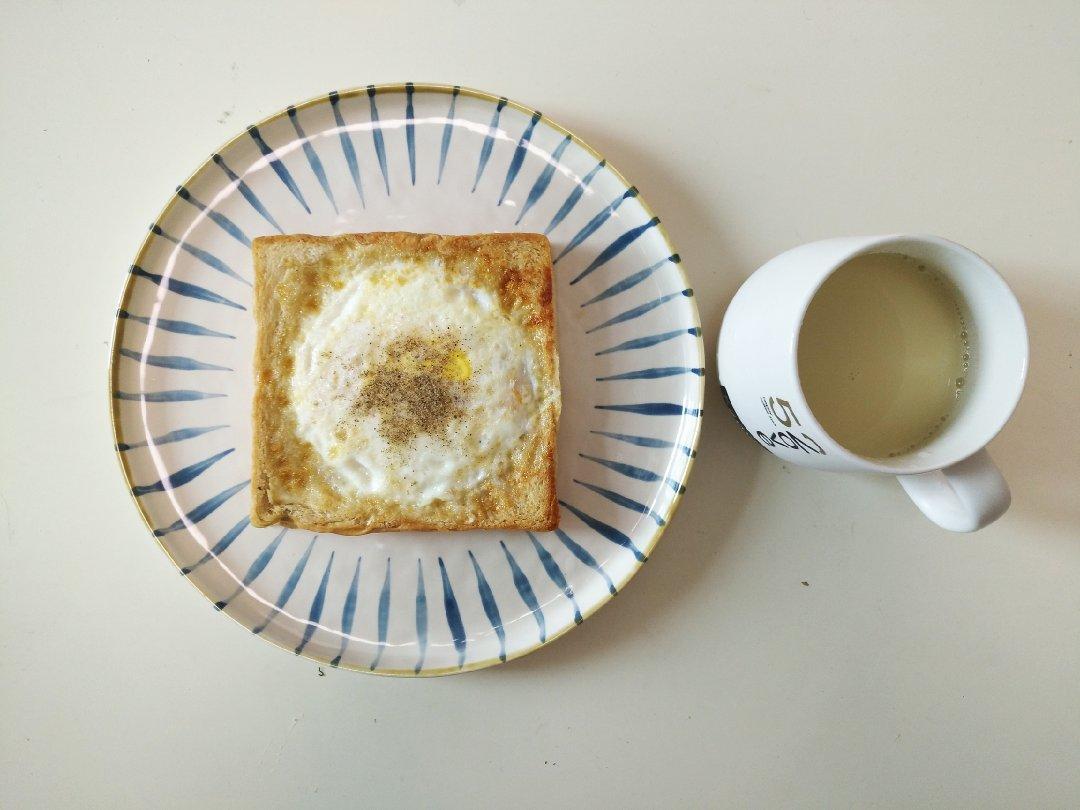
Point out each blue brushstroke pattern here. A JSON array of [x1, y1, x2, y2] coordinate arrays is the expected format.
[[331, 556, 362, 666], [596, 402, 703, 417], [554, 528, 617, 596], [553, 187, 638, 262], [149, 224, 248, 286], [596, 366, 704, 381], [295, 551, 335, 655], [515, 134, 571, 225], [117, 424, 227, 452], [579, 452, 684, 494], [596, 326, 701, 356], [117, 310, 235, 340], [497, 110, 541, 206], [131, 448, 234, 496], [414, 559, 428, 674], [175, 186, 252, 247], [469, 551, 507, 663], [118, 347, 231, 372], [211, 153, 285, 234], [438, 557, 467, 669], [560, 500, 646, 562], [586, 290, 693, 334], [370, 558, 392, 671], [367, 86, 390, 195], [287, 105, 337, 213], [500, 541, 545, 642], [247, 125, 311, 213], [153, 479, 249, 537], [253, 535, 317, 635], [179, 515, 250, 576], [582, 255, 680, 307], [114, 390, 225, 403], [328, 91, 364, 206], [574, 478, 666, 526], [590, 429, 696, 458], [570, 217, 661, 285], [544, 159, 605, 235], [528, 533, 582, 624], [471, 96, 507, 193], [405, 82, 416, 185], [215, 527, 286, 609], [130, 265, 245, 311], [437, 86, 460, 185]]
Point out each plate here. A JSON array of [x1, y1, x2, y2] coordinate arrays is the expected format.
[[110, 84, 704, 675]]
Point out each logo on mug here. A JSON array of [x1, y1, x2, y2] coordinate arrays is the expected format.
[[756, 395, 826, 455]]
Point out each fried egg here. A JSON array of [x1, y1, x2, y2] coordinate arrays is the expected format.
[[290, 256, 549, 505]]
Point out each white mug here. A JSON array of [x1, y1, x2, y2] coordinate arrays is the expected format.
[[717, 235, 1028, 532]]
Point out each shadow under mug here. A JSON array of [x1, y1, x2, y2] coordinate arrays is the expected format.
[[717, 234, 1029, 532]]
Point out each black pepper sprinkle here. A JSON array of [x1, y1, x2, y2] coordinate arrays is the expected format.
[[351, 333, 471, 446]]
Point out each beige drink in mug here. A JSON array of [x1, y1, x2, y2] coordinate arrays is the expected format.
[[718, 235, 1028, 532], [798, 252, 974, 459]]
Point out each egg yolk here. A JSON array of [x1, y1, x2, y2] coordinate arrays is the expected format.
[[442, 349, 472, 381]]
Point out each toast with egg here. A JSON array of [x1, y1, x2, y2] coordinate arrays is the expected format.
[[251, 232, 560, 534]]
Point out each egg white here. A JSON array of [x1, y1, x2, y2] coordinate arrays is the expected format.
[[290, 257, 547, 505]]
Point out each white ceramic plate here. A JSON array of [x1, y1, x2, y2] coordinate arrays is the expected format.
[[110, 84, 704, 675]]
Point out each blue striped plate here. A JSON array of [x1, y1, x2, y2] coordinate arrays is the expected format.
[[110, 84, 704, 675]]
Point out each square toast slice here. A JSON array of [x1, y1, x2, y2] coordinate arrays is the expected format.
[[251, 232, 560, 534]]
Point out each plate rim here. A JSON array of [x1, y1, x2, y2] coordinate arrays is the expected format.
[[108, 82, 706, 675]]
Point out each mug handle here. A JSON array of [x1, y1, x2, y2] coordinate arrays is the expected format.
[[896, 449, 1011, 532]]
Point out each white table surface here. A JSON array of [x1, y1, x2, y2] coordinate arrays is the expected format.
[[3, 1, 1079, 806]]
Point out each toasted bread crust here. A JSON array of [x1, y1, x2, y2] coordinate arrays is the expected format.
[[251, 232, 559, 534]]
